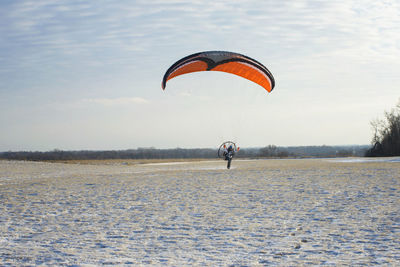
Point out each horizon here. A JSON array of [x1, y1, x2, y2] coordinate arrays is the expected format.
[[1, 1, 399, 151], [1, 144, 370, 153]]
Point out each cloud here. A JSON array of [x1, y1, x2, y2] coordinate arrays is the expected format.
[[2, 0, 397, 73]]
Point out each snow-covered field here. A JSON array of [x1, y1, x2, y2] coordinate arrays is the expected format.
[[1, 158, 399, 266]]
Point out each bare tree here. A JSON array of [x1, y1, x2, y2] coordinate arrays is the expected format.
[[366, 99, 400, 156]]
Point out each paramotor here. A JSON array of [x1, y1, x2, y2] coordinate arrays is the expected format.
[[218, 141, 239, 169]]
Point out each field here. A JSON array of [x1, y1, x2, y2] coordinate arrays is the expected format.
[[1, 158, 399, 265]]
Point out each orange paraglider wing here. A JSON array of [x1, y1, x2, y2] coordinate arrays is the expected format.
[[162, 51, 275, 92]]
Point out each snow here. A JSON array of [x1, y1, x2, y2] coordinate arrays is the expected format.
[[1, 159, 399, 265]]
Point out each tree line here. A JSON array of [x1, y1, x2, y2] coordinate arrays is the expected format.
[[0, 145, 368, 161]]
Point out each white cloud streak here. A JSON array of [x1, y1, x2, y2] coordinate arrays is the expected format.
[[83, 97, 148, 106]]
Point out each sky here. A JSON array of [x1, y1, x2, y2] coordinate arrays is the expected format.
[[1, 0, 400, 151]]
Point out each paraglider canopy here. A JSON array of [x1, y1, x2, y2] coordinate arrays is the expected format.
[[162, 51, 275, 92]]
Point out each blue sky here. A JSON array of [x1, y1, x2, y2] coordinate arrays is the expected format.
[[1, 0, 400, 151]]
